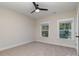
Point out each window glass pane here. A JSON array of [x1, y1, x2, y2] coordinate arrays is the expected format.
[[60, 30, 71, 39], [42, 24, 49, 30], [42, 31, 48, 37], [65, 23, 71, 30], [60, 23, 64, 30]]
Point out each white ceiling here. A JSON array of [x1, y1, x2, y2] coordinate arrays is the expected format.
[[0, 2, 78, 19]]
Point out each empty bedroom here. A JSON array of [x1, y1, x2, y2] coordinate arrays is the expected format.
[[0, 2, 79, 56]]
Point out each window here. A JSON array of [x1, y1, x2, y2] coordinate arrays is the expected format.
[[57, 18, 74, 40], [41, 24, 49, 37], [59, 22, 71, 39]]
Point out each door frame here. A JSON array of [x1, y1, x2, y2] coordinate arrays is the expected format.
[[76, 5, 79, 56]]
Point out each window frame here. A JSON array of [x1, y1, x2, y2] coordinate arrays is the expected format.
[[40, 22, 49, 38], [57, 18, 75, 40]]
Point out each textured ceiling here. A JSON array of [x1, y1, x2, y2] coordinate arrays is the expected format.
[[0, 2, 78, 19]]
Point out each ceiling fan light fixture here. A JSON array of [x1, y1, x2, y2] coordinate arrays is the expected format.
[[31, 2, 48, 13], [35, 9, 40, 12]]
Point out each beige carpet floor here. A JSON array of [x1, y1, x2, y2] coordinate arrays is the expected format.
[[0, 41, 77, 56]]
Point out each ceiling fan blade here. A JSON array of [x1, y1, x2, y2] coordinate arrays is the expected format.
[[33, 2, 38, 9], [31, 10, 35, 13], [39, 8, 48, 11]]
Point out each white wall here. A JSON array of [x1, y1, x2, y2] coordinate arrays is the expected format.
[[0, 6, 77, 51], [36, 10, 77, 48], [0, 7, 35, 51]]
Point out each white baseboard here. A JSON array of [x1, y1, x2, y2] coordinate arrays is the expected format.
[[36, 40, 76, 49], [0, 40, 33, 51], [0, 40, 76, 51]]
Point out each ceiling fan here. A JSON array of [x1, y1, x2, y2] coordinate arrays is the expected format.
[[31, 2, 48, 13]]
